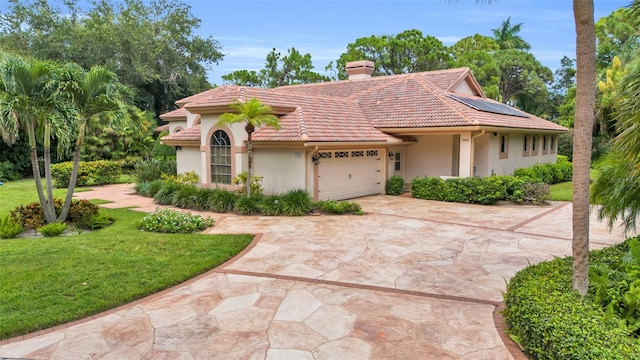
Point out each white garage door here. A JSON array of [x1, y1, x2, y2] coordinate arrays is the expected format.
[[318, 149, 383, 200]]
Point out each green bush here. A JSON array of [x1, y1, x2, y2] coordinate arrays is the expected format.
[[153, 182, 183, 205], [9, 199, 100, 229], [133, 158, 177, 183], [314, 200, 363, 215], [513, 158, 573, 185], [501, 176, 526, 203], [206, 188, 238, 213], [38, 222, 67, 237], [161, 171, 199, 186], [51, 160, 122, 187], [385, 175, 405, 195], [522, 182, 550, 205], [0, 215, 23, 239], [86, 213, 115, 230], [234, 195, 262, 215], [138, 208, 214, 233], [0, 161, 21, 182], [172, 185, 200, 208], [411, 176, 507, 205], [410, 177, 447, 201], [504, 240, 640, 359], [259, 195, 283, 216], [68, 199, 100, 229], [233, 171, 263, 195], [280, 189, 313, 216]]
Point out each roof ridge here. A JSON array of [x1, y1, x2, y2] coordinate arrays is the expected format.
[[295, 107, 309, 141]]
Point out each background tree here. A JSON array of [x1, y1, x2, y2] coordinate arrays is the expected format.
[[334, 29, 452, 79], [491, 17, 531, 50], [0, 0, 223, 119], [493, 49, 553, 105], [572, 0, 597, 296], [595, 6, 640, 71], [217, 98, 280, 197], [223, 48, 329, 88], [450, 34, 500, 99]]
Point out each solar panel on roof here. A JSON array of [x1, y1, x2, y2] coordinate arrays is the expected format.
[[447, 94, 530, 118]]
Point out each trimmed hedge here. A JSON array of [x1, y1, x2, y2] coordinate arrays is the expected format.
[[410, 175, 549, 205], [385, 175, 405, 195], [513, 156, 572, 185], [51, 160, 121, 187], [504, 240, 640, 359]]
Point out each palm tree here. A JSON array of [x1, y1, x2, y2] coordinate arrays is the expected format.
[[0, 53, 72, 223], [217, 97, 280, 197], [491, 17, 532, 51], [54, 64, 135, 221], [572, 0, 597, 296]]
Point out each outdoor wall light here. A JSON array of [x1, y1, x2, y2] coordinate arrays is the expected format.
[[312, 154, 320, 165], [174, 146, 182, 151], [388, 151, 394, 160]]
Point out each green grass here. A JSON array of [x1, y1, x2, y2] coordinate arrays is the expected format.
[[0, 178, 252, 340], [0, 208, 252, 340], [548, 169, 601, 202]]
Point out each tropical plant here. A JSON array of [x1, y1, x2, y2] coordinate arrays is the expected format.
[[0, 215, 23, 239], [279, 189, 313, 216], [233, 171, 263, 196], [38, 222, 67, 237], [218, 98, 280, 197], [490, 17, 531, 50]]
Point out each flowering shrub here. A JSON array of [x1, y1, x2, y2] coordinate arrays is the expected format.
[[137, 208, 214, 233]]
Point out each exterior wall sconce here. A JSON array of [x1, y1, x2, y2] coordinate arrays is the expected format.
[[174, 146, 182, 151], [388, 151, 394, 160], [312, 154, 320, 165]]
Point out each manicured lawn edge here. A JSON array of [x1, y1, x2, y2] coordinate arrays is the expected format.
[[0, 208, 253, 341]]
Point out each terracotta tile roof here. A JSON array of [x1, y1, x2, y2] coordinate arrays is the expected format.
[[154, 124, 169, 133], [160, 125, 201, 143], [170, 67, 566, 143], [159, 107, 188, 121]]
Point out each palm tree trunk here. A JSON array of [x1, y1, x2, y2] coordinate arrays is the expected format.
[[43, 121, 57, 223], [572, 0, 596, 296], [246, 131, 253, 198], [58, 124, 85, 222], [27, 122, 55, 223]]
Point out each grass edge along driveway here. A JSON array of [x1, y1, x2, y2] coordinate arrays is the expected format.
[[0, 208, 252, 340]]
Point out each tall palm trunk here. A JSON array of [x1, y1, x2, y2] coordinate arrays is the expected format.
[[246, 130, 253, 198], [572, 0, 596, 296], [43, 120, 57, 223], [27, 121, 55, 223], [58, 123, 86, 222]]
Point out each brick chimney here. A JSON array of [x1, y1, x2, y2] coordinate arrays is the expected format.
[[345, 60, 375, 80]]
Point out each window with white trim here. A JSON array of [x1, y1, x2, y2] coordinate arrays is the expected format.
[[499, 134, 509, 159]]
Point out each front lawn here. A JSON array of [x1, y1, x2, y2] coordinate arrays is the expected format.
[[0, 208, 252, 340], [0, 179, 70, 215], [548, 169, 601, 202]]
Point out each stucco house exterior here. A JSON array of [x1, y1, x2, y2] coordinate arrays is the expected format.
[[160, 60, 567, 200]]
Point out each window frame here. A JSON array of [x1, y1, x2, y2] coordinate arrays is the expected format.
[[499, 134, 509, 159], [210, 130, 232, 185]]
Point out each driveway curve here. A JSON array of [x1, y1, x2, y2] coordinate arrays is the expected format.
[[0, 184, 628, 360]]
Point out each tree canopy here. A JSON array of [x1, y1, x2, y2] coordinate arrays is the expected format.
[[0, 0, 223, 119]]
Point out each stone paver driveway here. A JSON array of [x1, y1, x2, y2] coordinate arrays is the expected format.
[[0, 184, 628, 359]]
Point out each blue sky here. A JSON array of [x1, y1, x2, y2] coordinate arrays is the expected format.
[[187, 0, 630, 85]]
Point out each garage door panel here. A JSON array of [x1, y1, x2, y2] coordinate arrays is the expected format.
[[318, 149, 383, 200]]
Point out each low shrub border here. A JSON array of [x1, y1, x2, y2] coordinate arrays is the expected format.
[[503, 239, 640, 359], [51, 160, 122, 188], [135, 181, 363, 216]]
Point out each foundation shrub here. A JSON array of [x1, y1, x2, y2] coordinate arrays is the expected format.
[[233, 172, 263, 196], [314, 200, 363, 215], [522, 182, 550, 205], [410, 177, 446, 201], [513, 158, 573, 185], [385, 175, 405, 195], [234, 195, 262, 215], [206, 188, 238, 213], [259, 195, 283, 216], [51, 160, 121, 187], [153, 182, 182, 205], [134, 182, 151, 196], [411, 177, 507, 205], [161, 171, 199, 186], [133, 158, 176, 183], [172, 185, 200, 209], [504, 239, 640, 359], [138, 208, 214, 233], [280, 189, 313, 216]]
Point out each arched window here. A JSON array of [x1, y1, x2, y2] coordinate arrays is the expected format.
[[211, 130, 231, 184]]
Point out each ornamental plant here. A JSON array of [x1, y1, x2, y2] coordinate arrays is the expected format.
[[138, 208, 214, 233]]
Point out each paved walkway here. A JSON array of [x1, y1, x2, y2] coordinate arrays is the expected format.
[[0, 184, 629, 359]]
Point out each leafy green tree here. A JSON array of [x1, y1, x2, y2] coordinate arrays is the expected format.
[[334, 29, 451, 79], [494, 49, 553, 105], [0, 0, 223, 118], [596, 6, 640, 71], [217, 98, 280, 197], [223, 48, 329, 88], [491, 17, 532, 51], [450, 34, 500, 99]]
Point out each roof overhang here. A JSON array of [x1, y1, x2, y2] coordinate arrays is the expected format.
[[379, 125, 567, 136], [159, 139, 199, 147]]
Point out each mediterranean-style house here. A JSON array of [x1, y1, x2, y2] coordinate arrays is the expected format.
[[160, 60, 567, 201]]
